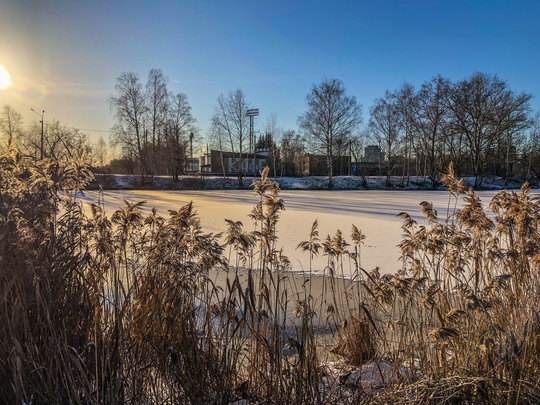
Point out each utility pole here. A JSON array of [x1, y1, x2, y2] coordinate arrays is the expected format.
[[349, 139, 352, 176], [31, 108, 44, 159]]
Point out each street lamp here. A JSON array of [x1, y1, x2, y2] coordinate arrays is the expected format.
[[31, 108, 44, 159]]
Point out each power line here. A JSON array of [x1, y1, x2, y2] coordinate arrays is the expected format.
[[21, 124, 112, 133], [77, 128, 112, 133]]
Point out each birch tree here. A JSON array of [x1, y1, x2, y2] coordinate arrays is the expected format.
[[298, 78, 362, 187], [411, 76, 451, 181], [146, 69, 169, 174], [280, 130, 304, 176], [369, 91, 402, 187], [0, 105, 23, 147], [449, 72, 531, 188], [110, 72, 148, 180], [165, 92, 196, 181], [211, 89, 250, 186]]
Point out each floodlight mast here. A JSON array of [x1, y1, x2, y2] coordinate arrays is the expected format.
[[246, 108, 259, 155], [246, 108, 259, 175]]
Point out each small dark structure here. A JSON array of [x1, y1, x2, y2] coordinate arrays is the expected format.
[[294, 154, 351, 176]]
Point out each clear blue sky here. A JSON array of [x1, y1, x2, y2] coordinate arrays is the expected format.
[[1, 0, 539, 144]]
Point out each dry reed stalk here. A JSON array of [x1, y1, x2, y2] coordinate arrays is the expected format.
[[4, 154, 540, 403]]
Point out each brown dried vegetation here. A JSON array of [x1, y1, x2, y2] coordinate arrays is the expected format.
[[2, 152, 540, 404]]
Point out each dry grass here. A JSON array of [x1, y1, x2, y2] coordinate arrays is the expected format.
[[2, 149, 540, 404]]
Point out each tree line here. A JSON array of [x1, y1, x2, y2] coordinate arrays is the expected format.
[[210, 72, 536, 188], [0, 104, 96, 166], [1, 70, 538, 188], [369, 73, 533, 188], [109, 69, 197, 182]]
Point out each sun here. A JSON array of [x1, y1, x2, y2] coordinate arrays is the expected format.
[[0, 64, 13, 89]]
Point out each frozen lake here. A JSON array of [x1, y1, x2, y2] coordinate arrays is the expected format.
[[78, 189, 500, 276]]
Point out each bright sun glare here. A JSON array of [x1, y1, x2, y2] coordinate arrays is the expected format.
[[0, 64, 13, 89]]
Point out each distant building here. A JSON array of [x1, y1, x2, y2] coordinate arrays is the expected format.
[[356, 145, 382, 175], [362, 145, 381, 163], [199, 150, 269, 175], [186, 157, 199, 173], [294, 154, 351, 176]]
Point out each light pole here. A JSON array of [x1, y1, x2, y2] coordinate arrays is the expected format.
[[246, 109, 259, 154], [246, 108, 259, 175], [31, 108, 44, 159]]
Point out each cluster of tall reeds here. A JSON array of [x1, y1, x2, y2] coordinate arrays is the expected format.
[[2, 146, 540, 404], [0, 151, 322, 403], [341, 162, 540, 403]]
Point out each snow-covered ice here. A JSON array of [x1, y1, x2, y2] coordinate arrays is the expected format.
[[77, 189, 499, 276]]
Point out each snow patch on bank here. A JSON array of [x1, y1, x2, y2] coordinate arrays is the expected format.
[[90, 173, 528, 191]]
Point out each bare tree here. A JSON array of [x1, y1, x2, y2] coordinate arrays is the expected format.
[[298, 78, 362, 187], [14, 115, 88, 162], [19, 119, 90, 161], [263, 113, 281, 178], [43, 121, 90, 161], [280, 130, 304, 176], [110, 72, 148, 181], [369, 91, 402, 187], [349, 133, 366, 177], [94, 136, 108, 168], [449, 72, 531, 188], [395, 82, 416, 186], [410, 76, 451, 183], [110, 124, 138, 174], [146, 69, 169, 175], [211, 89, 250, 186], [208, 117, 229, 177], [17, 122, 40, 160], [0, 105, 23, 147], [165, 92, 196, 181], [523, 111, 540, 179]]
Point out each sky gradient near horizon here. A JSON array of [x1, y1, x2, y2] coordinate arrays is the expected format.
[[1, 0, 539, 145]]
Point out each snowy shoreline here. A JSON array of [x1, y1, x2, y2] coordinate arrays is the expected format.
[[89, 173, 532, 192]]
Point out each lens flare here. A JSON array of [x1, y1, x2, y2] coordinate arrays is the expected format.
[[0, 64, 13, 89]]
